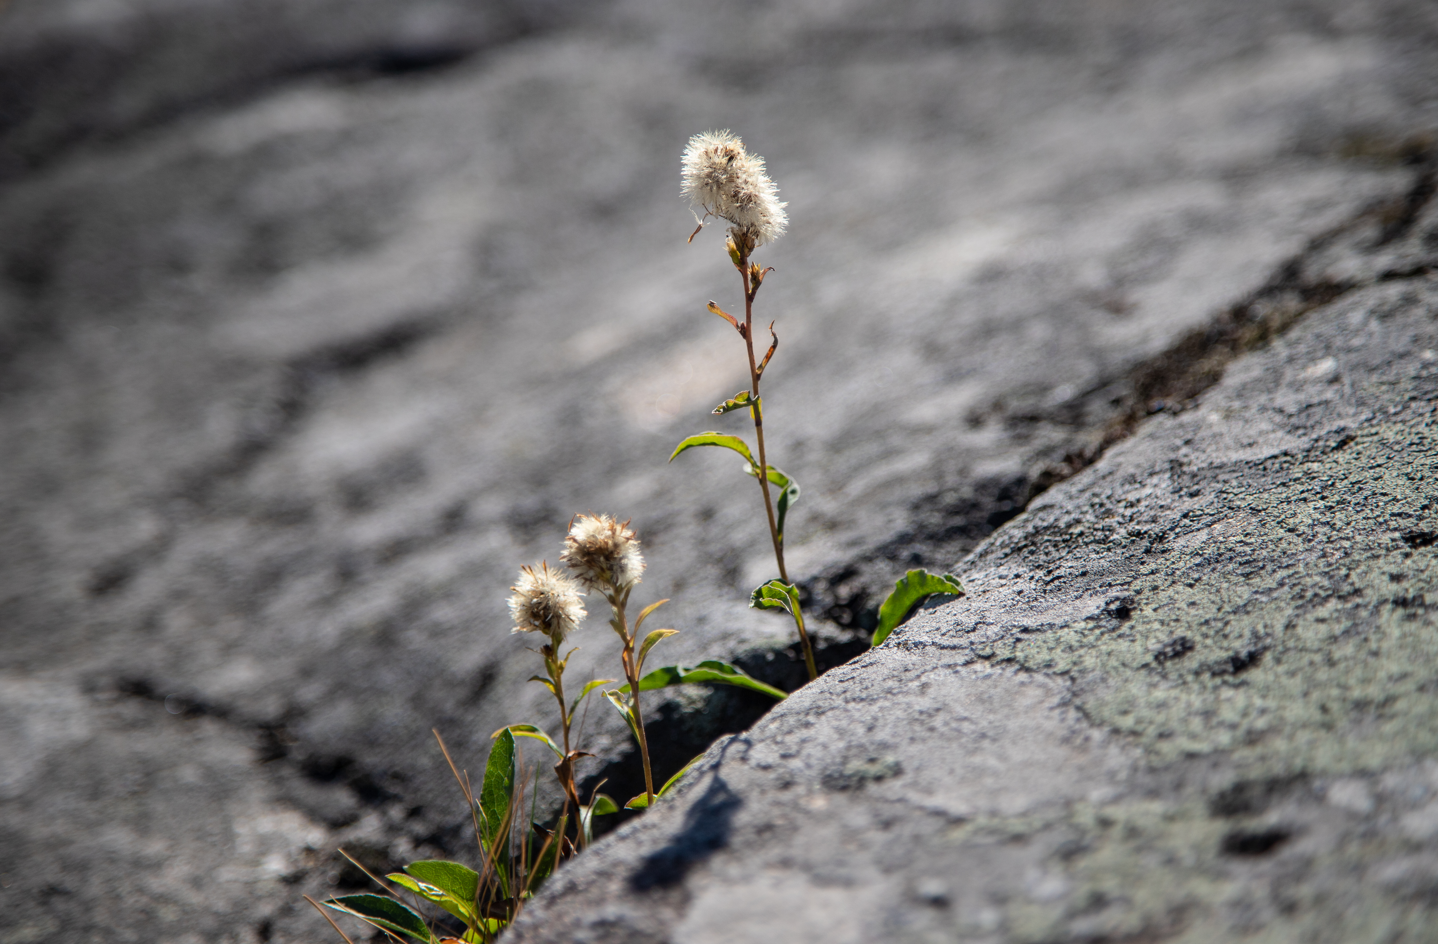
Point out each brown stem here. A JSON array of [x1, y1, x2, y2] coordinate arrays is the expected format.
[[741, 254, 788, 584], [740, 251, 817, 682]]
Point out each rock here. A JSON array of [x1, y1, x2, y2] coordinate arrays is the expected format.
[[508, 210, 1438, 942], [1, 0, 1436, 940]]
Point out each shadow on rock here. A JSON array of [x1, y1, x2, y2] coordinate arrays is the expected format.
[[628, 773, 742, 892]]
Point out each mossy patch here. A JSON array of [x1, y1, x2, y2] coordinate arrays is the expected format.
[[946, 794, 1435, 943], [995, 420, 1437, 778]]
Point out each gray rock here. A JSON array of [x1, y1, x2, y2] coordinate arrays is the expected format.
[[508, 211, 1438, 943], [1, 0, 1436, 940]]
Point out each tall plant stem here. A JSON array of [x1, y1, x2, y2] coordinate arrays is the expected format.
[[740, 252, 818, 682], [612, 590, 656, 805]]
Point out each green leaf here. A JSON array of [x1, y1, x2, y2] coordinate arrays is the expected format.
[[636, 628, 679, 674], [495, 724, 563, 759], [659, 752, 705, 797], [570, 678, 617, 717], [604, 689, 642, 744], [479, 729, 516, 850], [633, 598, 669, 634], [774, 473, 799, 546], [387, 873, 468, 924], [872, 569, 966, 646], [743, 465, 800, 545], [668, 432, 756, 468], [623, 752, 700, 810], [388, 862, 478, 925], [713, 390, 758, 415], [323, 894, 433, 943], [637, 660, 786, 700], [527, 675, 556, 697], [404, 860, 479, 907], [580, 794, 618, 846], [749, 578, 799, 615]]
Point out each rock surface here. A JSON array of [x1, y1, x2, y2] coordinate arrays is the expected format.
[[0, 0, 1436, 941], [509, 209, 1438, 943]]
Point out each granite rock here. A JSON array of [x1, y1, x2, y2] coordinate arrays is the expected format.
[[509, 204, 1438, 944], [1, 0, 1436, 940]]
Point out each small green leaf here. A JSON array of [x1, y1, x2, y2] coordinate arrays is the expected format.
[[623, 753, 700, 809], [749, 578, 799, 615], [527, 674, 556, 696], [775, 476, 799, 545], [658, 752, 705, 797], [387, 861, 479, 924], [404, 860, 478, 906], [872, 569, 966, 646], [637, 660, 786, 700], [387, 873, 447, 905], [580, 794, 618, 845], [603, 689, 643, 744], [713, 390, 758, 415], [636, 628, 679, 674], [479, 729, 516, 849], [668, 432, 756, 468], [633, 598, 669, 634], [570, 678, 617, 716], [494, 724, 563, 759], [744, 465, 800, 545], [323, 894, 433, 943]]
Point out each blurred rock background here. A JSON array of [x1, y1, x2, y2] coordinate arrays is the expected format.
[[0, 1, 1434, 941]]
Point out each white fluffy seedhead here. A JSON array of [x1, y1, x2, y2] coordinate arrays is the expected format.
[[562, 513, 646, 592], [508, 562, 587, 645], [681, 130, 787, 248]]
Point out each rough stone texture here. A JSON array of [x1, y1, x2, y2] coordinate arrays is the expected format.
[[509, 221, 1438, 943], [1, 0, 1436, 941]]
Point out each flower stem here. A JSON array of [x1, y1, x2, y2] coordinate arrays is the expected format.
[[611, 588, 656, 805], [544, 646, 581, 850], [740, 251, 818, 682]]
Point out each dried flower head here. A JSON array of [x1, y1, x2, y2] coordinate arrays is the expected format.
[[508, 562, 586, 644], [562, 513, 646, 592], [681, 130, 787, 248]]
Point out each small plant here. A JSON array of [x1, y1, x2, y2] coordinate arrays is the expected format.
[[307, 131, 969, 943], [312, 515, 783, 943], [669, 130, 818, 680], [670, 131, 966, 679], [307, 729, 563, 944]]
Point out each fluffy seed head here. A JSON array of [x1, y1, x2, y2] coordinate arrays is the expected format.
[[681, 130, 787, 248], [562, 514, 645, 592], [508, 562, 586, 644]]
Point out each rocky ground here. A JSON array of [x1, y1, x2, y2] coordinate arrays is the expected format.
[[510, 194, 1438, 944], [0, 1, 1435, 942]]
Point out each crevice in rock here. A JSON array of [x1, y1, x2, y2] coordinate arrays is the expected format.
[[110, 675, 402, 827], [802, 142, 1438, 633], [574, 629, 866, 840], [1219, 827, 1293, 857]]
